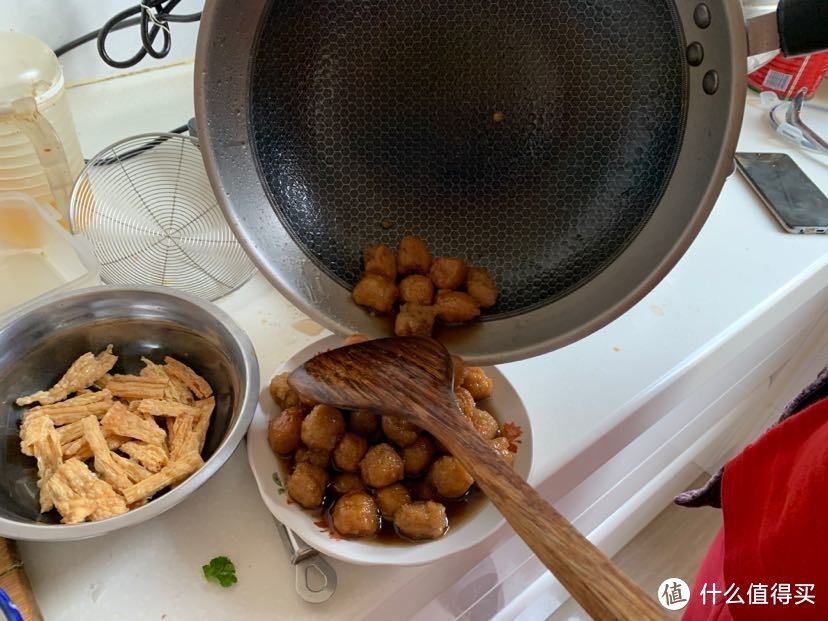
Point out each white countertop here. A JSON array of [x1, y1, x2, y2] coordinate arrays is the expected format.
[[17, 63, 828, 620]]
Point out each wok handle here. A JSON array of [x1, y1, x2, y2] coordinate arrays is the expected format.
[[777, 0, 828, 56], [439, 415, 666, 620], [747, 0, 828, 57]]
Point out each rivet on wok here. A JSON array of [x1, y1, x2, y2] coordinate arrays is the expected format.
[[702, 70, 719, 95], [686, 42, 704, 67], [693, 4, 712, 29]]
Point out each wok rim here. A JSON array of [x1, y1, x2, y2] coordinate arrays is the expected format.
[[194, 0, 746, 365]]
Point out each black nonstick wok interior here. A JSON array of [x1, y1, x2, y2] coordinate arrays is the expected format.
[[248, 0, 688, 318]]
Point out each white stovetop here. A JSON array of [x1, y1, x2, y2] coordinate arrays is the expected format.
[[16, 63, 828, 621]]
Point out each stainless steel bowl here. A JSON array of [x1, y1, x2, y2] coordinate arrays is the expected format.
[[0, 286, 259, 540]]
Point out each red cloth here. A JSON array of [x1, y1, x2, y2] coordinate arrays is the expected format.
[[683, 530, 732, 621], [683, 396, 828, 620]]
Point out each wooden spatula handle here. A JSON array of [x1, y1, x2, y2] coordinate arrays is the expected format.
[[440, 419, 665, 620]]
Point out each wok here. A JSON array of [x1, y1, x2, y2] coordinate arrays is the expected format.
[[195, 0, 827, 364]]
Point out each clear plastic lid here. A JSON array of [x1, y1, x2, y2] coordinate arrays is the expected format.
[[0, 31, 63, 105]]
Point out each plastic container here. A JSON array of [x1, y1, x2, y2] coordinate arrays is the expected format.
[[0, 32, 84, 219], [747, 51, 828, 100], [0, 192, 99, 317]]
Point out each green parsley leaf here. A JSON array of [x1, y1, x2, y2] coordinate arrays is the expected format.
[[202, 556, 237, 588], [272, 472, 285, 494]]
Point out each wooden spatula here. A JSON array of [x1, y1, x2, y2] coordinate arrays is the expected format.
[[289, 336, 664, 620]]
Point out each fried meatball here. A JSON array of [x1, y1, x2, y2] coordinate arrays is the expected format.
[[429, 257, 467, 290], [429, 456, 474, 499], [375, 483, 412, 520], [489, 437, 515, 465], [269, 372, 300, 409], [468, 408, 498, 440], [267, 405, 304, 455], [360, 443, 404, 488], [397, 235, 432, 275], [352, 274, 398, 314], [394, 303, 436, 337], [331, 472, 366, 495], [451, 355, 465, 389], [363, 244, 397, 280], [381, 415, 420, 447], [287, 462, 327, 509], [399, 274, 434, 305], [344, 334, 370, 346], [301, 405, 345, 452], [331, 492, 379, 538], [402, 435, 435, 476], [298, 394, 319, 408], [454, 387, 476, 418], [333, 432, 369, 473], [395, 501, 448, 541], [409, 476, 437, 500], [349, 409, 379, 437], [294, 446, 332, 469], [462, 366, 494, 400], [434, 290, 481, 323], [465, 267, 499, 308]]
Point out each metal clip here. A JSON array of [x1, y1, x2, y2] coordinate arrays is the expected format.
[[786, 90, 828, 154], [767, 89, 828, 156], [140, 3, 171, 37], [275, 520, 337, 603]]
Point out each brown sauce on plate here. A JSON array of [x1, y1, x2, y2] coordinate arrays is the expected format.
[[275, 394, 519, 544], [279, 455, 489, 545]]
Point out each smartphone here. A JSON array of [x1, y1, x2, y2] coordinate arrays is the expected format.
[[734, 152, 828, 234]]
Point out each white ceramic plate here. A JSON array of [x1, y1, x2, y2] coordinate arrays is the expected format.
[[247, 335, 533, 566]]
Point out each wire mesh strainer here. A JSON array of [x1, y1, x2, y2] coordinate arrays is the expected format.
[[70, 133, 255, 301]]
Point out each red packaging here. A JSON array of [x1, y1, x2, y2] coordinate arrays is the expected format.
[[747, 50, 828, 100]]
